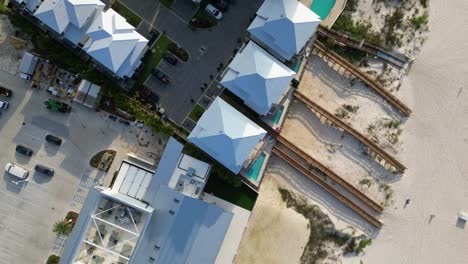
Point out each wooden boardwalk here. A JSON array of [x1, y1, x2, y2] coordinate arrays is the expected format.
[[272, 146, 383, 229], [313, 41, 412, 117], [294, 91, 406, 173]]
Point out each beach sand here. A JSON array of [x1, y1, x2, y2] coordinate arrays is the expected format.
[[235, 156, 374, 264], [347, 0, 468, 263], [298, 52, 404, 155], [234, 164, 310, 264], [281, 101, 396, 206]]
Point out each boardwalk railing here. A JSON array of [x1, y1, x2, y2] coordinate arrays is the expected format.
[[313, 41, 412, 117], [272, 146, 383, 229], [294, 91, 406, 173]]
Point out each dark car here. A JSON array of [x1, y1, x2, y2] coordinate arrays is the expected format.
[[163, 53, 178, 65], [0, 86, 12, 97], [16, 145, 33, 156], [34, 164, 54, 176], [151, 69, 170, 84], [45, 134, 62, 146], [213, 0, 228, 11]]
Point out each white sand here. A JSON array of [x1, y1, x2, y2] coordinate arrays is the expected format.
[[282, 101, 395, 206], [234, 167, 310, 264], [345, 0, 468, 263], [235, 156, 374, 263], [299, 52, 404, 155]]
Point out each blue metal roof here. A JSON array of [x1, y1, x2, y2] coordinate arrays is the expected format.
[[248, 0, 321, 61], [221, 41, 295, 116], [144, 137, 184, 204], [156, 196, 233, 264], [188, 98, 266, 174]]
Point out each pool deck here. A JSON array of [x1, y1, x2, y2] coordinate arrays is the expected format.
[[301, 0, 347, 28]]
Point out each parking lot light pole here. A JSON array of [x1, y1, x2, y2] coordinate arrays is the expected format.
[[12, 179, 29, 185]]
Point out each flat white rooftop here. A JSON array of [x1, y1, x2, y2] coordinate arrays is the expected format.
[[112, 161, 155, 200]]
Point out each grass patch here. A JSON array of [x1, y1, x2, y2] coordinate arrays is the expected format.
[[332, 13, 383, 47], [190, 8, 218, 28], [204, 173, 257, 211], [111, 1, 142, 27], [90, 150, 116, 172], [159, 0, 175, 9], [168, 42, 189, 62], [137, 35, 172, 84], [0, 2, 8, 14], [420, 0, 429, 8], [411, 12, 429, 30], [189, 104, 205, 122]]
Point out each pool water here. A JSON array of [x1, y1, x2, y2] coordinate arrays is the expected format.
[[293, 59, 302, 73], [272, 106, 284, 125], [310, 0, 336, 20], [246, 153, 266, 182]]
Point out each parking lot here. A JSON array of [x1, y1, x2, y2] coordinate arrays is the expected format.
[[107, 0, 264, 124], [0, 70, 166, 263]]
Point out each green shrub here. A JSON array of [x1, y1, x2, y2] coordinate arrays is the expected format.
[[356, 239, 372, 254], [411, 13, 429, 30], [46, 255, 60, 264], [420, 0, 429, 8]]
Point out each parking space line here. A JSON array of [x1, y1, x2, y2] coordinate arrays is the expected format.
[[0, 246, 20, 257], [0, 190, 42, 210]]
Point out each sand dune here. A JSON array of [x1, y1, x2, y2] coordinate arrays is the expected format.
[[352, 0, 468, 263]]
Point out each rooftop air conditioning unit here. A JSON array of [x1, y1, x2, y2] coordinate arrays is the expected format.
[[187, 167, 195, 177]]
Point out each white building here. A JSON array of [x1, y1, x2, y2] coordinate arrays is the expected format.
[[28, 0, 147, 79], [60, 138, 250, 264], [248, 0, 321, 62], [221, 41, 296, 116], [188, 98, 267, 174]]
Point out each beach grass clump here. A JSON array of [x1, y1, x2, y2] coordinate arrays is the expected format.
[[411, 12, 429, 30], [278, 187, 373, 263]]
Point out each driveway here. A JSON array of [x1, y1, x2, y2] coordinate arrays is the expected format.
[[171, 0, 198, 22], [115, 0, 263, 124], [0, 70, 166, 263]]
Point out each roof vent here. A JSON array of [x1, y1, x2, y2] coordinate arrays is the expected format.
[[187, 167, 195, 177], [169, 210, 175, 215]]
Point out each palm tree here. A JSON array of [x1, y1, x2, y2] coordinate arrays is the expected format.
[[53, 220, 72, 237]]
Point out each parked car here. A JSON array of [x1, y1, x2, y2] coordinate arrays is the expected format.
[[0, 86, 12, 97], [34, 164, 54, 176], [152, 69, 170, 84], [213, 0, 228, 11], [45, 134, 62, 146], [205, 4, 223, 20], [0, 99, 9, 109], [163, 53, 178, 65], [5, 162, 28, 179], [16, 145, 33, 156]]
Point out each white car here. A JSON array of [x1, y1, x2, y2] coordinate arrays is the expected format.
[[0, 99, 8, 109], [205, 4, 223, 20], [5, 163, 29, 179]]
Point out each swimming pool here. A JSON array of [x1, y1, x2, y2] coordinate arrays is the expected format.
[[272, 106, 284, 125], [293, 59, 302, 73], [246, 153, 266, 182], [310, 0, 336, 20]]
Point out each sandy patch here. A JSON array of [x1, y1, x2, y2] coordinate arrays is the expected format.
[[345, 0, 468, 263], [234, 169, 309, 264], [281, 101, 396, 207], [0, 15, 33, 75], [299, 51, 404, 155]]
